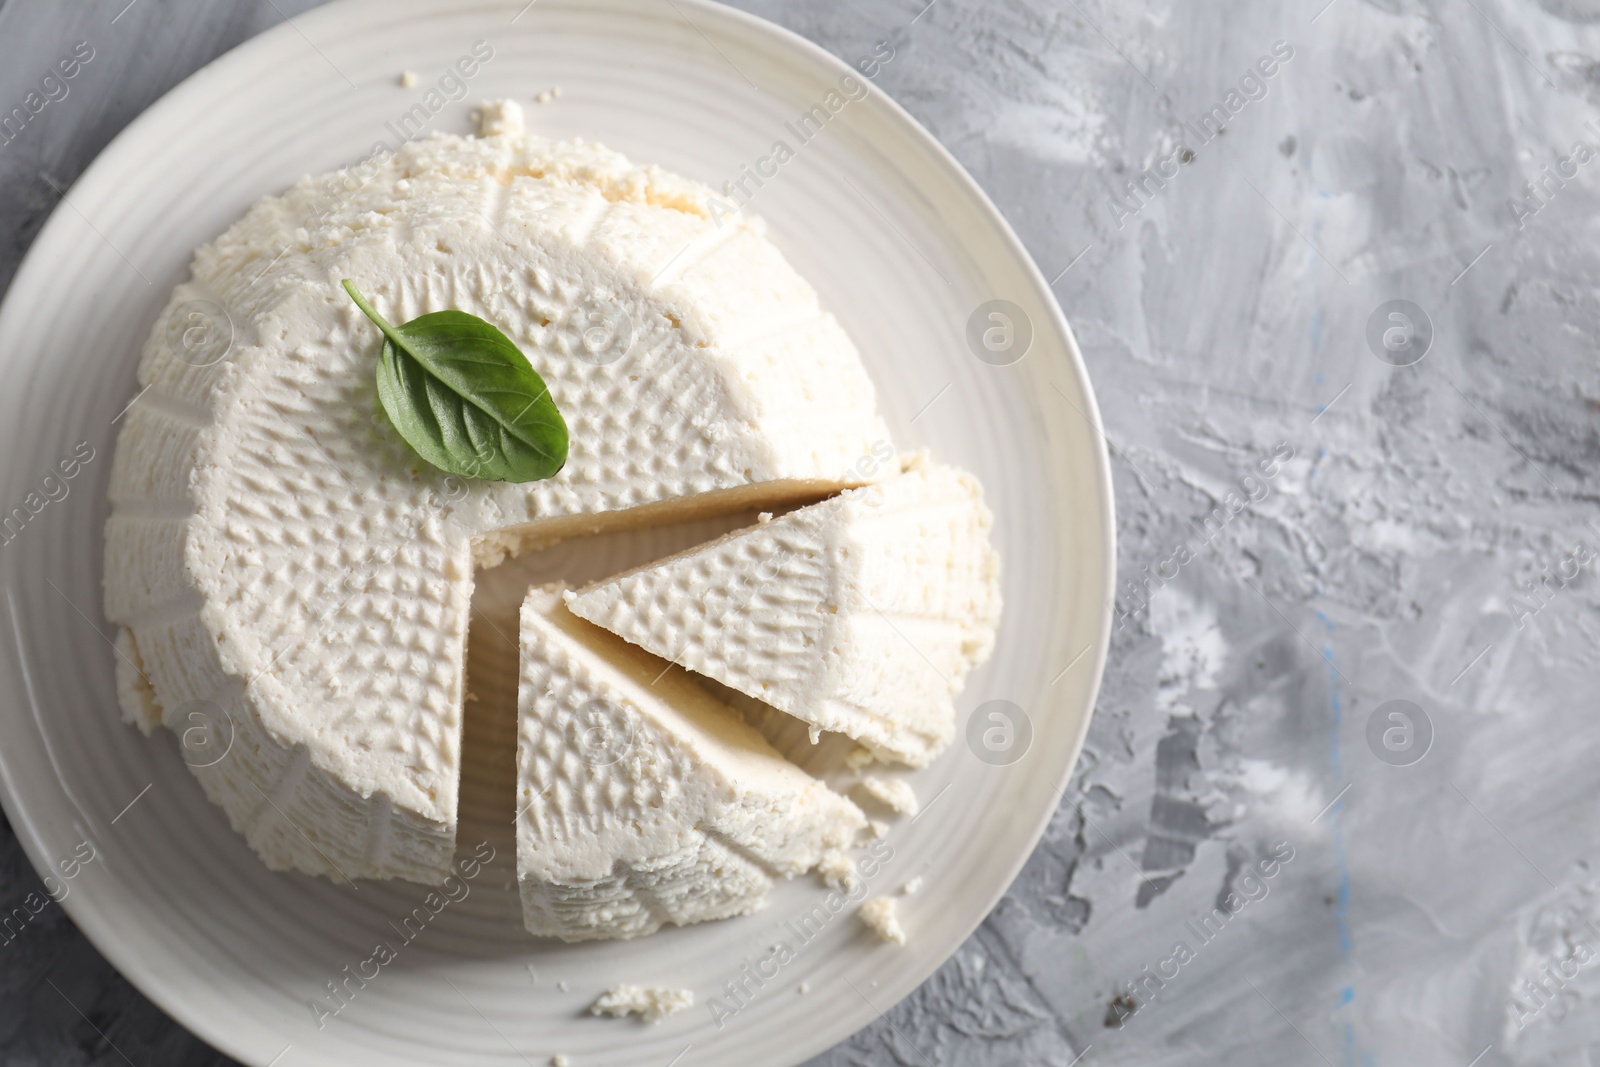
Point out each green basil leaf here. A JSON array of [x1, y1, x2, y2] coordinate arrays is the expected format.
[[342, 280, 568, 482]]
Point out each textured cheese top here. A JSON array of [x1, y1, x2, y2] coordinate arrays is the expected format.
[[515, 586, 864, 940], [565, 457, 1001, 766], [103, 100, 892, 882]]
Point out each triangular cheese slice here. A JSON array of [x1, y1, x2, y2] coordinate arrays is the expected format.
[[515, 585, 864, 941], [565, 457, 1001, 767]]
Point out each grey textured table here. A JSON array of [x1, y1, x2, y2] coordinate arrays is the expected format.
[[3, 0, 1595, 1064]]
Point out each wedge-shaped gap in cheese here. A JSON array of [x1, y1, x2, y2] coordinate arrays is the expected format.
[[454, 507, 775, 893], [515, 584, 864, 942]]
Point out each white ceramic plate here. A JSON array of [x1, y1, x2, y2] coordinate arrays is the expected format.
[[0, 1, 1113, 1064]]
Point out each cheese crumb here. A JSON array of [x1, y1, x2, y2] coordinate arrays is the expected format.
[[868, 819, 890, 840], [858, 776, 918, 815], [859, 897, 906, 945], [398, 70, 417, 88], [551, 1057, 570, 1067], [557, 980, 569, 992], [535, 90, 554, 104], [758, 512, 774, 524], [902, 876, 923, 895], [817, 849, 858, 891], [477, 99, 526, 138], [589, 985, 694, 1022], [798, 981, 811, 994], [845, 746, 877, 770]]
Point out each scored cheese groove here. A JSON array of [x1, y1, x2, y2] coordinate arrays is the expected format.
[[516, 586, 864, 941], [103, 101, 892, 884], [565, 456, 1002, 767]]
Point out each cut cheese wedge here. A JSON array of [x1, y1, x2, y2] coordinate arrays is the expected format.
[[515, 586, 864, 941], [565, 457, 1001, 767], [103, 101, 891, 884]]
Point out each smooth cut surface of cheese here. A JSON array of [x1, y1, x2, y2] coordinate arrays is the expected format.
[[564, 456, 1001, 767], [103, 100, 892, 884], [515, 586, 864, 941]]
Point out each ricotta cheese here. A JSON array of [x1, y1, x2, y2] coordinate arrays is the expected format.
[[858, 776, 918, 816], [515, 586, 864, 940], [859, 896, 906, 945], [816, 848, 859, 891], [589, 985, 694, 1022], [564, 456, 1001, 767], [103, 102, 892, 884]]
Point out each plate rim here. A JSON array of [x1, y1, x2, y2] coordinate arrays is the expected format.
[[0, 1, 1117, 1063]]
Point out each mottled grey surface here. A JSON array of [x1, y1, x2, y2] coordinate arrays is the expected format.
[[4, 0, 1599, 1064]]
